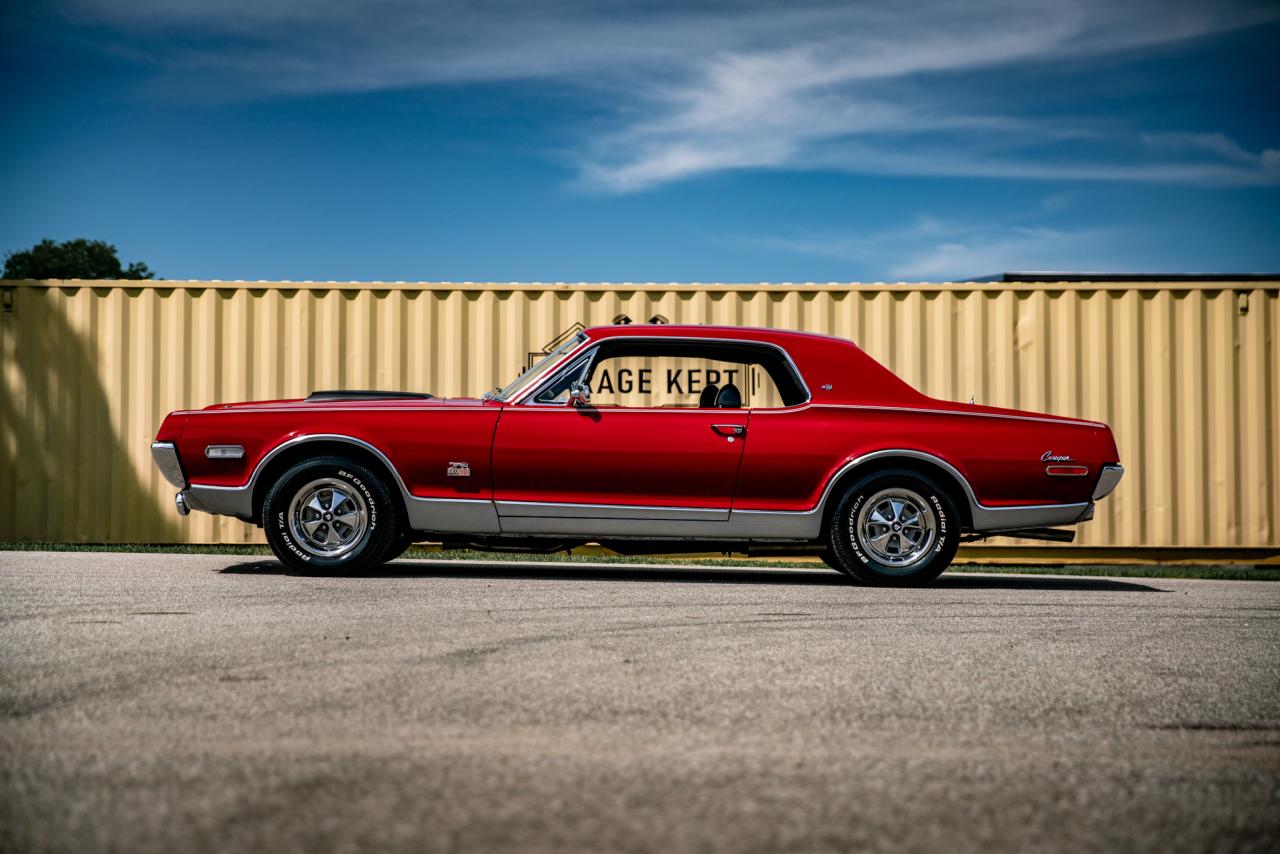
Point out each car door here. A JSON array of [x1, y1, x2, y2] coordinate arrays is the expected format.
[[490, 341, 749, 529]]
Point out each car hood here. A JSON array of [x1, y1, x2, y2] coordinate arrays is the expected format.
[[199, 394, 490, 411]]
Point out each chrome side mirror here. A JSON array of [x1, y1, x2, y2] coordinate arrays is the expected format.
[[568, 382, 591, 407]]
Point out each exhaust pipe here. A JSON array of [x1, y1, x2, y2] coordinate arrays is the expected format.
[[988, 527, 1076, 543]]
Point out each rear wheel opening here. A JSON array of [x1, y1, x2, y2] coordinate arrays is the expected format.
[[262, 456, 403, 575]]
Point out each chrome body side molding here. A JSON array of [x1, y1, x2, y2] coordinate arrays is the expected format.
[[496, 507, 817, 539], [490, 500, 1091, 539], [496, 501, 729, 522]]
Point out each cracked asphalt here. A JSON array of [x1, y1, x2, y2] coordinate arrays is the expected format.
[[2, 551, 1278, 853]]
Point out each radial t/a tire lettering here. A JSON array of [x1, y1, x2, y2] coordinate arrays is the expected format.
[[262, 456, 401, 575], [825, 469, 960, 586]]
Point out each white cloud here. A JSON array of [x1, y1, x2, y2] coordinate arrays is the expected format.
[[747, 213, 1131, 281], [1142, 132, 1280, 177], [54, 0, 1280, 190], [889, 227, 1121, 280]]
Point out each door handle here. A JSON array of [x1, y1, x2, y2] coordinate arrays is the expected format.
[[711, 424, 746, 437]]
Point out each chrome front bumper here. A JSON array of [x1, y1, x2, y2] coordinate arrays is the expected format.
[[151, 442, 187, 488], [180, 483, 256, 520]]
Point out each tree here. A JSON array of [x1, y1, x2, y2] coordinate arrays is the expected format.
[[3, 238, 155, 280]]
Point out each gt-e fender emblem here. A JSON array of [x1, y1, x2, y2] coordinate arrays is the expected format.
[[447, 462, 471, 477], [1041, 451, 1073, 462]]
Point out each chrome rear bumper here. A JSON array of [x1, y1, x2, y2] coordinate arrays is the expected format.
[[1092, 464, 1124, 500]]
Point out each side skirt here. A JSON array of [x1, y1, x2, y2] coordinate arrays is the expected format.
[[494, 503, 823, 539]]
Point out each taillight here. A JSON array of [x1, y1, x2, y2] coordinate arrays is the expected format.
[[1046, 465, 1089, 477]]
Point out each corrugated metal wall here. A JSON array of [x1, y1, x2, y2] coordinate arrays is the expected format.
[[1, 280, 1276, 549]]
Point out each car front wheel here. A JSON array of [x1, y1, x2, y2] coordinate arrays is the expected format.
[[262, 456, 401, 575], [825, 469, 960, 586]]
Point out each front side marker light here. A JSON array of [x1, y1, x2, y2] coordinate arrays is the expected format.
[[205, 445, 246, 460]]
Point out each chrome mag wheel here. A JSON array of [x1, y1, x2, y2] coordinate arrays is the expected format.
[[853, 487, 938, 572], [288, 478, 369, 558]]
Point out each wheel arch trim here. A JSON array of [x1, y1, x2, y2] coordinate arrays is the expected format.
[[816, 449, 979, 525], [249, 434, 413, 509]]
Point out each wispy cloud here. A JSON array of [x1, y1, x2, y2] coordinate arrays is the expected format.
[[55, 0, 1280, 191], [747, 209, 1132, 281], [889, 226, 1123, 281], [1142, 132, 1280, 175]]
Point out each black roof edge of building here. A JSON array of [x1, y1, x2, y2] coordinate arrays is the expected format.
[[969, 272, 1279, 283]]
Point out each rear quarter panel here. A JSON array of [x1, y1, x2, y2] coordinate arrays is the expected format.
[[735, 405, 1117, 512]]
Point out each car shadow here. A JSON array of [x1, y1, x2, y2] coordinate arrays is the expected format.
[[219, 559, 1164, 592]]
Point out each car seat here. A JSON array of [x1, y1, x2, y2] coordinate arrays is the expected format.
[[698, 383, 720, 408]]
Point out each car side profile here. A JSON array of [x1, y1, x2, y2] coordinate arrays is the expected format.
[[151, 324, 1123, 584]]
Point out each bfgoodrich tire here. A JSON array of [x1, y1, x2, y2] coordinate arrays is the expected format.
[[826, 469, 960, 586], [262, 456, 401, 575]]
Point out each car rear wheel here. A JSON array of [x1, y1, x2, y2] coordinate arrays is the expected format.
[[262, 456, 401, 575], [825, 469, 960, 586]]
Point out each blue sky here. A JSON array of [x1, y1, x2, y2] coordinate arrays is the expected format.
[[2, 0, 1278, 282]]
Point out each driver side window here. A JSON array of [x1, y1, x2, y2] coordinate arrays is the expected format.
[[587, 353, 775, 408], [530, 340, 805, 408]]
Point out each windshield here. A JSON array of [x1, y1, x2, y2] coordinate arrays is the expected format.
[[491, 332, 587, 401]]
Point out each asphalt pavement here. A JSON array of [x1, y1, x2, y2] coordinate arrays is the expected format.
[[2, 551, 1278, 853]]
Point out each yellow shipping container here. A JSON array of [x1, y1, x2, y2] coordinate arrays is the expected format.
[[1, 279, 1276, 554]]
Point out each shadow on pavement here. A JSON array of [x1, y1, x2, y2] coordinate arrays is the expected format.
[[939, 573, 1164, 592], [220, 559, 1163, 592]]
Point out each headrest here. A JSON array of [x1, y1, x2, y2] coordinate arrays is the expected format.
[[715, 383, 741, 408]]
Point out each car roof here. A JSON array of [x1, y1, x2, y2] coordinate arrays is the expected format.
[[582, 323, 923, 405], [584, 323, 843, 346]]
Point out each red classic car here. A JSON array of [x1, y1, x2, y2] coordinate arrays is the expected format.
[[151, 324, 1123, 584]]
